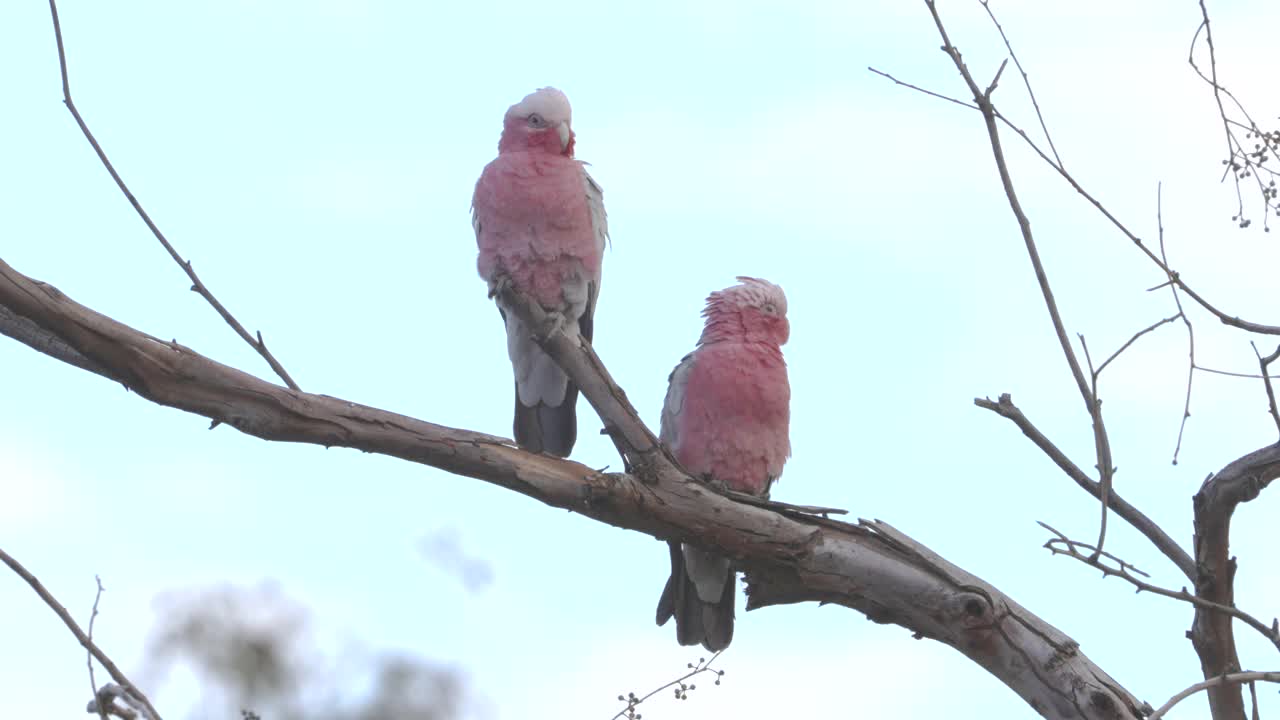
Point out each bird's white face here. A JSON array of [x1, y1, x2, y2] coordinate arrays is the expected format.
[[503, 87, 574, 154]]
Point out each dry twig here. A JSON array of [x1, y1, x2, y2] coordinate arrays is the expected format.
[[87, 576, 109, 720], [924, 0, 1120, 559], [1039, 522, 1280, 652], [45, 0, 300, 391], [1156, 184, 1198, 465], [975, 394, 1194, 580], [611, 653, 725, 720], [1188, 2, 1280, 232], [1251, 342, 1280, 436], [1149, 671, 1280, 720], [0, 547, 162, 720]]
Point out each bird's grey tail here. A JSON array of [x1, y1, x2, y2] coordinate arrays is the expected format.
[[513, 383, 578, 458], [655, 541, 735, 652]]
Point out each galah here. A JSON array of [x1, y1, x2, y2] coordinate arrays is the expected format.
[[654, 277, 792, 652], [472, 87, 608, 457]]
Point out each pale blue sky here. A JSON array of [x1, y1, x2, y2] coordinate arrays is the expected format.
[[3, 0, 1279, 718]]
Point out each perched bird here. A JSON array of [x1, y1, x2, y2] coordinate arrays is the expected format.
[[472, 87, 608, 457], [655, 277, 792, 651]]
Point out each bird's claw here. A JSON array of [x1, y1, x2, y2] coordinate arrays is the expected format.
[[488, 274, 512, 300]]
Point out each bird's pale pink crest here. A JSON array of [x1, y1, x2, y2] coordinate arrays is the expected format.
[[699, 276, 789, 347], [498, 87, 576, 157]]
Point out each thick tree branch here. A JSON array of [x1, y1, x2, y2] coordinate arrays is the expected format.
[[0, 256, 1147, 719], [0, 303, 116, 380], [1191, 444, 1280, 718]]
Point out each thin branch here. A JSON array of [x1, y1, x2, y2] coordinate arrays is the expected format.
[[1252, 342, 1280, 436], [866, 67, 977, 111], [45, 0, 301, 391], [1149, 671, 1280, 720], [1077, 333, 1113, 559], [882, 16, 1280, 335], [611, 653, 725, 720], [1187, 4, 1280, 232], [972, 392, 1192, 576], [975, 394, 1195, 580], [978, 0, 1063, 167], [0, 547, 162, 720], [1189, 11, 1246, 226], [1197, 366, 1280, 380], [87, 576, 109, 720], [1093, 314, 1182, 379], [1039, 522, 1280, 652], [924, 0, 1119, 562], [1157, 184, 1197, 465]]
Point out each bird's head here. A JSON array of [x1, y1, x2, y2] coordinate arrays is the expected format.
[[701, 276, 790, 347], [498, 87, 576, 157]]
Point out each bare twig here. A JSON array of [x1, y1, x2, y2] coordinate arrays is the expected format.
[[611, 653, 725, 720], [975, 394, 1195, 580], [0, 548, 162, 720], [1197, 366, 1280, 380], [87, 576, 109, 720], [884, 9, 1280, 335], [1093, 314, 1181, 380], [996, 102, 1280, 333], [1157, 184, 1198, 465], [978, 0, 1063, 167], [1039, 522, 1280, 652], [866, 67, 977, 111], [1251, 342, 1280, 436], [1148, 671, 1280, 720], [1188, 4, 1280, 232], [45, 0, 301, 391], [924, 0, 1119, 562]]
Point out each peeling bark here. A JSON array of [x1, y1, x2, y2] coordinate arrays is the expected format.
[[0, 256, 1147, 719]]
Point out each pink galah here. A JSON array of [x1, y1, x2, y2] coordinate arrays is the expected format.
[[472, 87, 608, 458], [655, 277, 792, 652]]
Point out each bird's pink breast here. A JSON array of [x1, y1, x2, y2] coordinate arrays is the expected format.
[[473, 152, 601, 307], [675, 343, 791, 496]]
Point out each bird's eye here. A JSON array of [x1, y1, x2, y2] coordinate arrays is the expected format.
[[527, 113, 546, 128], [762, 303, 777, 315]]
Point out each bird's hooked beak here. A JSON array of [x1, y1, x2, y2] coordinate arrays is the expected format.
[[556, 121, 573, 154]]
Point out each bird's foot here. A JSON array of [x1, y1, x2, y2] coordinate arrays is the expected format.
[[700, 474, 731, 494], [487, 274, 513, 300]]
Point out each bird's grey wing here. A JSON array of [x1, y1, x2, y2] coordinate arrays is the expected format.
[[584, 167, 610, 254], [659, 352, 697, 453]]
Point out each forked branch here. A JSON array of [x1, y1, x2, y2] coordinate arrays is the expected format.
[[0, 254, 1148, 719]]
